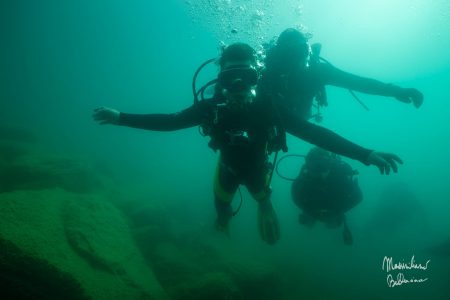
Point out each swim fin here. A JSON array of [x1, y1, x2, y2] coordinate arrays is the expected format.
[[257, 199, 280, 245]]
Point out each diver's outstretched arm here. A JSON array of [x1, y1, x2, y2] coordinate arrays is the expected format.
[[284, 113, 402, 174], [322, 63, 423, 108], [93, 105, 202, 131]]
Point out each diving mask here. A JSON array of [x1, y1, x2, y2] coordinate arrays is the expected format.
[[218, 65, 258, 93]]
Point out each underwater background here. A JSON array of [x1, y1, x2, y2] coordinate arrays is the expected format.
[[1, 0, 449, 299]]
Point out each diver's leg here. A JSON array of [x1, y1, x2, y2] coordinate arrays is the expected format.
[[213, 159, 239, 235], [246, 166, 280, 245]]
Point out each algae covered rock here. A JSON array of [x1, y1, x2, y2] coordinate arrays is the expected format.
[[127, 201, 174, 257], [0, 189, 168, 300], [149, 238, 282, 300], [0, 238, 91, 300], [223, 258, 281, 300], [63, 195, 134, 272], [0, 154, 106, 193], [0, 124, 110, 194], [62, 194, 169, 299], [150, 242, 242, 299], [171, 272, 242, 300], [152, 242, 206, 286]]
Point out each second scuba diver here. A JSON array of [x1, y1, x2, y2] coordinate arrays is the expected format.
[[260, 28, 424, 121]]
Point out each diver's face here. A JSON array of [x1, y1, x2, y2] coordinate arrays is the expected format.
[[218, 59, 258, 108], [281, 41, 310, 66]]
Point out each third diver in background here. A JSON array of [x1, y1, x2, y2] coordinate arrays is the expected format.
[[291, 147, 362, 245]]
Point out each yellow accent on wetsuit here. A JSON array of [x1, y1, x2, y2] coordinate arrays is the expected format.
[[250, 167, 271, 201], [213, 156, 235, 203]]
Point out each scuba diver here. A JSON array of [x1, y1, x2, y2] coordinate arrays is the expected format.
[[259, 28, 424, 121], [93, 42, 402, 245], [290, 147, 362, 245]]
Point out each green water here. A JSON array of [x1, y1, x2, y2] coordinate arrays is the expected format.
[[1, 0, 449, 299]]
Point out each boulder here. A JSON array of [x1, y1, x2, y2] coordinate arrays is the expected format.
[[0, 189, 168, 300], [0, 238, 90, 300], [171, 272, 242, 300], [0, 154, 106, 194]]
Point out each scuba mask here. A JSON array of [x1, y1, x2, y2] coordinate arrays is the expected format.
[[218, 65, 258, 93], [282, 42, 310, 66]]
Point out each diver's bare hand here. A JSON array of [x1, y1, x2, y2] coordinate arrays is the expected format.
[[93, 107, 120, 125], [367, 151, 403, 175]]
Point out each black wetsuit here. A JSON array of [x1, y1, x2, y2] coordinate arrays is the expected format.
[[260, 60, 405, 120], [291, 158, 362, 218], [119, 96, 371, 203]]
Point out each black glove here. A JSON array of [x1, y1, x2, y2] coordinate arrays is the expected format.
[[395, 88, 423, 108]]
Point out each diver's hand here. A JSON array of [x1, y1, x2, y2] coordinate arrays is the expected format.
[[257, 199, 280, 245], [93, 107, 120, 125], [366, 151, 403, 175], [395, 88, 423, 108]]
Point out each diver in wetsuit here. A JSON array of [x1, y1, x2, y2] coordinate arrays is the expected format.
[[259, 28, 424, 121], [93, 43, 402, 245], [291, 147, 362, 245]]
